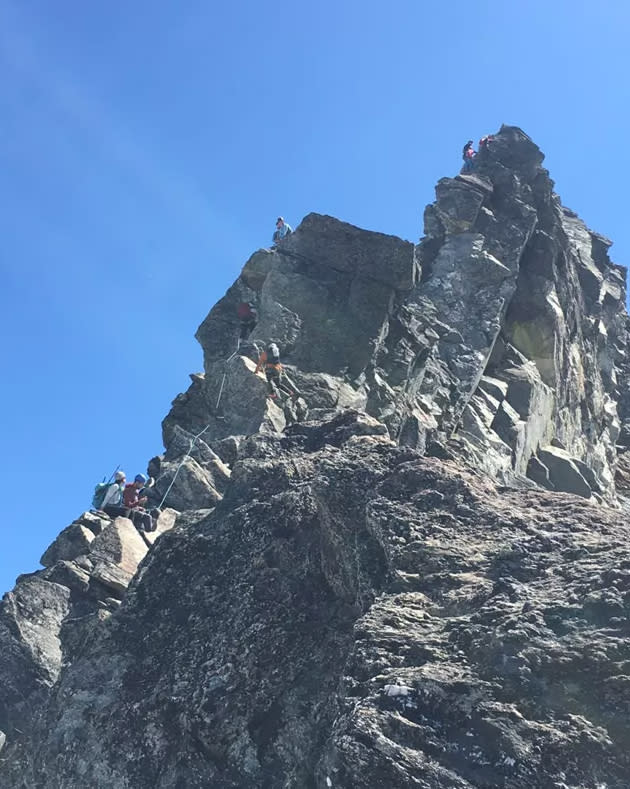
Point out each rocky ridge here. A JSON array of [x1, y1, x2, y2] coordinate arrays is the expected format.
[[2, 125, 630, 788]]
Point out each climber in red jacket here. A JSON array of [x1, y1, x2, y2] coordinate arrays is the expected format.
[[236, 301, 258, 341], [123, 474, 155, 532]]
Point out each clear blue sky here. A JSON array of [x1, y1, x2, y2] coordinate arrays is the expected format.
[[1, 0, 628, 594]]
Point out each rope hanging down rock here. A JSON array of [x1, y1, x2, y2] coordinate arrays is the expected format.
[[157, 423, 212, 510], [158, 337, 242, 509]]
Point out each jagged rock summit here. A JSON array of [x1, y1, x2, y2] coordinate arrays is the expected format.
[[163, 125, 627, 504], [2, 125, 630, 788]]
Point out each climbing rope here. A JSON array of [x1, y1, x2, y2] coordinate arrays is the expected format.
[[157, 423, 212, 510], [157, 336, 243, 509], [215, 371, 228, 412]]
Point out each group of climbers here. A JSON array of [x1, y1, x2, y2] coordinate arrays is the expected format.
[[94, 470, 158, 532], [90, 133, 492, 526], [461, 135, 493, 173]]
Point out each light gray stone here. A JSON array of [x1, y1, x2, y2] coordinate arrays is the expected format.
[[40, 523, 95, 568], [89, 518, 149, 596]]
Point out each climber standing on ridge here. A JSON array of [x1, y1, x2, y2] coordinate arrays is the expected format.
[[123, 474, 156, 532], [236, 301, 258, 341], [272, 217, 292, 246], [255, 342, 285, 399], [462, 140, 475, 173], [100, 470, 128, 519]]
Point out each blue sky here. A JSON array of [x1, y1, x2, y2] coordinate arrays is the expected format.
[[1, 0, 629, 594]]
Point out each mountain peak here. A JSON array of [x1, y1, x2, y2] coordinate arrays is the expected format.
[[2, 128, 630, 788]]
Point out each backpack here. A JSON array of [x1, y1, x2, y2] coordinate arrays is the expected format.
[[92, 482, 112, 510], [267, 343, 280, 364]]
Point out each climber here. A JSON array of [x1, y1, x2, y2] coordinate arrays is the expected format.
[[272, 217, 292, 246], [100, 470, 128, 519], [255, 342, 285, 398], [479, 134, 493, 151], [236, 301, 258, 341], [123, 474, 156, 532], [462, 140, 475, 173], [140, 476, 155, 502]]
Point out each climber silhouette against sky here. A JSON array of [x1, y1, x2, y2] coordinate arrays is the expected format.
[[272, 217, 292, 246], [100, 470, 128, 519], [462, 140, 475, 173]]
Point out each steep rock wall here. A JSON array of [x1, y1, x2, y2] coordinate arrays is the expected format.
[[7, 416, 630, 788], [162, 126, 627, 503]]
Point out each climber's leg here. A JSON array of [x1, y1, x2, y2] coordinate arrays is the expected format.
[[266, 368, 281, 399]]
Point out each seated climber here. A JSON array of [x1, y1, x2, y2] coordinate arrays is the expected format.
[[462, 140, 475, 172], [255, 342, 285, 398], [123, 474, 156, 532], [100, 470, 128, 519], [479, 134, 493, 151], [272, 216, 292, 246], [236, 301, 258, 341], [140, 476, 155, 504]]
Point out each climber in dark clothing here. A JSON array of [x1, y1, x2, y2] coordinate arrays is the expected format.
[[462, 140, 475, 173], [479, 134, 493, 151], [236, 302, 258, 341]]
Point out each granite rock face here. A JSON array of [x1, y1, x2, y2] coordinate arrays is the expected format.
[[1, 126, 630, 787]]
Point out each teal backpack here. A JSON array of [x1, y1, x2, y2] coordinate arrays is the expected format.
[[92, 467, 122, 509], [92, 482, 112, 510]]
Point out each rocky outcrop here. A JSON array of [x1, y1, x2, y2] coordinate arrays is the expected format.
[[0, 509, 176, 754], [160, 126, 626, 503], [1, 125, 629, 788], [5, 415, 630, 788]]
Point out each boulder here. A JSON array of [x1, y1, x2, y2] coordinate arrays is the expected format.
[[537, 446, 592, 499], [40, 522, 95, 567], [142, 508, 178, 547], [75, 510, 110, 535], [89, 518, 148, 596]]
